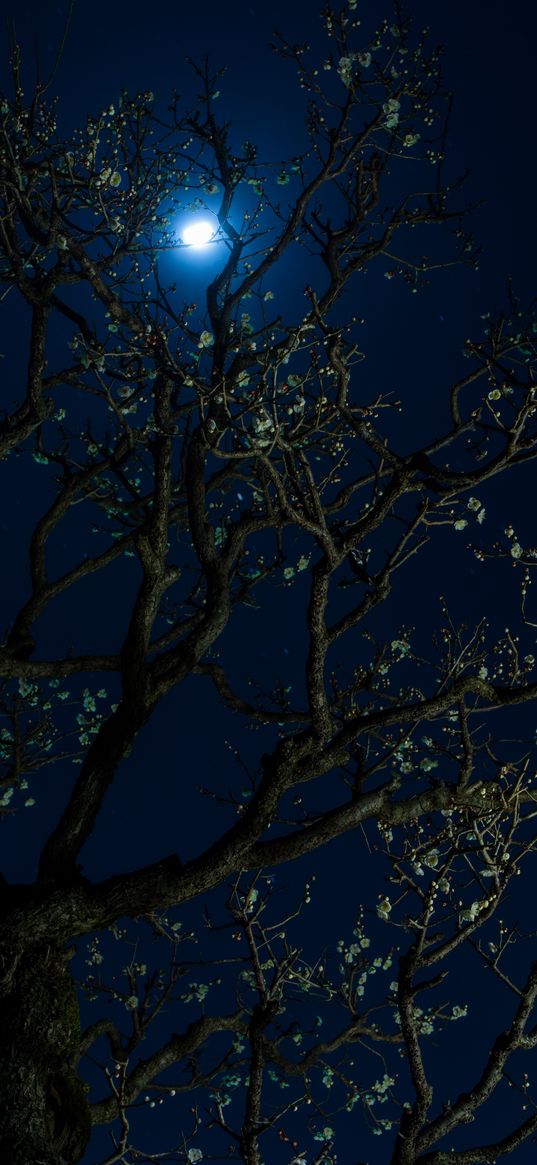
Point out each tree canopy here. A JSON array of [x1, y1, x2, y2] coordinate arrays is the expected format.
[[1, 3, 537, 1164]]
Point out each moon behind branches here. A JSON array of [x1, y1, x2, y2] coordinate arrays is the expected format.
[[181, 219, 215, 246]]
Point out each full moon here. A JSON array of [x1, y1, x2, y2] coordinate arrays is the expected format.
[[181, 220, 214, 247]]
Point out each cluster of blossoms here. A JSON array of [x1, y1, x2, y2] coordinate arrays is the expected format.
[[336, 50, 373, 85]]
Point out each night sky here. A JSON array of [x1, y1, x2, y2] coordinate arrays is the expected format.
[[1, 1, 537, 1163]]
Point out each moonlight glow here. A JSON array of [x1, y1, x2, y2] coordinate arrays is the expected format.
[[181, 220, 214, 247]]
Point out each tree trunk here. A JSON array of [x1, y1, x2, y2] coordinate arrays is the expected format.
[[0, 943, 91, 1165]]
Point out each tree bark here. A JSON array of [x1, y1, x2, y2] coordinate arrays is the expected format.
[[0, 943, 91, 1165]]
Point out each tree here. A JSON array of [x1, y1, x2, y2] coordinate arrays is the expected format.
[[1, 3, 537, 1162]]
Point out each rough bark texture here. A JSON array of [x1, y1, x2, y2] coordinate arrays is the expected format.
[[0, 943, 91, 1165]]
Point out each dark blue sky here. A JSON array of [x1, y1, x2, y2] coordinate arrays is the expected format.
[[1, 1, 537, 1163]]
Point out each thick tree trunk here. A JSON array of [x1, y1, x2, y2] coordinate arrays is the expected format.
[[0, 943, 91, 1165]]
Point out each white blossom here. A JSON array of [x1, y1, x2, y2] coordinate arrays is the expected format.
[[459, 901, 481, 925], [383, 97, 401, 130], [337, 56, 354, 86]]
